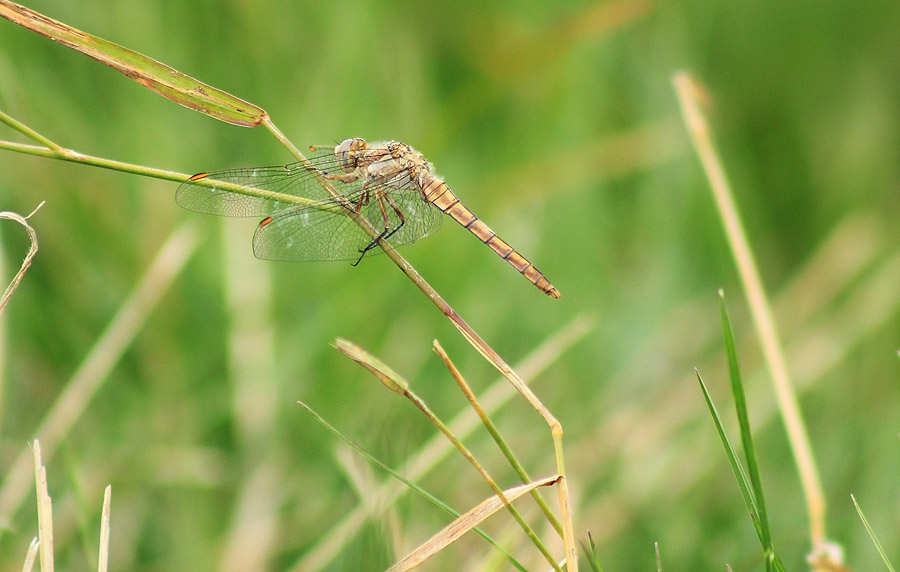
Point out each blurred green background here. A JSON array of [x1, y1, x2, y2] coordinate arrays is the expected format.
[[1, 0, 898, 570]]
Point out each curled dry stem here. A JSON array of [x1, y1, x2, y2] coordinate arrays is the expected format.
[[0, 201, 43, 318]]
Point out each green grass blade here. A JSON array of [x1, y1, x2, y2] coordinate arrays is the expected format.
[[718, 290, 771, 547], [852, 494, 896, 572], [698, 366, 789, 572], [0, 0, 266, 127], [578, 532, 605, 572], [695, 369, 763, 539], [710, 292, 787, 572]]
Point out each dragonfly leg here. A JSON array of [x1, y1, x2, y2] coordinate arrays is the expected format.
[[381, 192, 408, 242], [325, 171, 363, 184], [353, 189, 371, 213], [352, 193, 407, 266]]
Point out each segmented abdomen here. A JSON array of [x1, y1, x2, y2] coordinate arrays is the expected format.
[[421, 177, 561, 298]]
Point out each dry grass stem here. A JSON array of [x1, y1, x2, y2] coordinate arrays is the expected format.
[[433, 339, 564, 536], [24, 441, 113, 572]]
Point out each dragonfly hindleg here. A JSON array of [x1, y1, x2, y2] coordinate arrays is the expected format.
[[352, 192, 407, 266]]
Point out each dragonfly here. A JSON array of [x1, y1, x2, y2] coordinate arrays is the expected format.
[[175, 138, 561, 298]]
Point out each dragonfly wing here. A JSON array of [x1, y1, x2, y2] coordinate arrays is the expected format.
[[252, 204, 374, 261], [175, 146, 352, 217], [176, 165, 301, 217], [252, 189, 443, 262]]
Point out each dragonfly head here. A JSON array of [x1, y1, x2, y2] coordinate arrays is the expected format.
[[335, 138, 368, 173]]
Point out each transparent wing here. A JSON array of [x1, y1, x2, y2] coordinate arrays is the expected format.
[[252, 188, 443, 262], [174, 146, 355, 217]]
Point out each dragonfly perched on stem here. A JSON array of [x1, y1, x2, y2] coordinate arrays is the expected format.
[[176, 138, 561, 298]]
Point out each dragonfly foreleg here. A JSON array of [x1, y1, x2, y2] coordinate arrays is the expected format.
[[325, 171, 364, 184]]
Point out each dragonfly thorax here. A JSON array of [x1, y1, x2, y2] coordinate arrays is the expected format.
[[385, 141, 433, 187]]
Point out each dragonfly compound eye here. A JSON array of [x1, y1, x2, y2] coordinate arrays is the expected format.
[[334, 139, 357, 173], [335, 138, 369, 173]]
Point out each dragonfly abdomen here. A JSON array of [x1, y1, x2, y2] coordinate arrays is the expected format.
[[422, 178, 561, 298]]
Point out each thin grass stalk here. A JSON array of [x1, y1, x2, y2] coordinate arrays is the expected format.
[[0, 107, 61, 150], [0, 141, 320, 210], [432, 339, 563, 537], [673, 71, 825, 546], [850, 495, 892, 572], [0, 137, 193, 184]]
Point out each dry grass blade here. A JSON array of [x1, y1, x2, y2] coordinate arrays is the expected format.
[[387, 475, 560, 572], [98, 486, 111, 572], [333, 338, 410, 395], [22, 537, 39, 572], [0, 202, 43, 318], [0, 0, 265, 126], [32, 440, 54, 572]]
